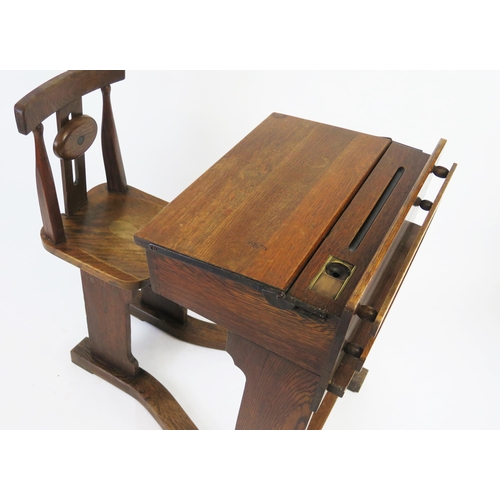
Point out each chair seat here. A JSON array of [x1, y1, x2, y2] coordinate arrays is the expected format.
[[41, 183, 168, 289]]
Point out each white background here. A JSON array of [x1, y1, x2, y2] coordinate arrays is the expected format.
[[1, 70, 499, 432]]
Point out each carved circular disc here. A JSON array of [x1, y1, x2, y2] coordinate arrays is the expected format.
[[53, 114, 97, 160], [433, 165, 449, 179]]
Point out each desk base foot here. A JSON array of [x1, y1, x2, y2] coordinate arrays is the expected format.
[[71, 337, 198, 430]]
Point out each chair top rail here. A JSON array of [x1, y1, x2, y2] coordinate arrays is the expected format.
[[14, 70, 125, 135]]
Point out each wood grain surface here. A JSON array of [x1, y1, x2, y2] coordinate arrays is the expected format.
[[146, 249, 340, 379], [136, 113, 391, 290], [81, 270, 139, 377], [14, 70, 125, 135], [71, 338, 198, 430], [289, 141, 430, 316], [226, 332, 320, 430], [42, 184, 167, 288], [55, 98, 88, 215]]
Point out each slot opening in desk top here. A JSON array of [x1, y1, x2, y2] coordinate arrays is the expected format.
[[349, 167, 405, 252]]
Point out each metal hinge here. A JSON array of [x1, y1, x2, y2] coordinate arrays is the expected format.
[[261, 288, 328, 321]]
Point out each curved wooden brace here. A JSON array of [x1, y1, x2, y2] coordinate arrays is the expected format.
[[71, 338, 198, 430], [130, 295, 228, 350]]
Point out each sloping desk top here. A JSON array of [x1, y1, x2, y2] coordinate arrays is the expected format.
[[136, 113, 392, 291], [136, 113, 452, 319], [135, 113, 456, 426]]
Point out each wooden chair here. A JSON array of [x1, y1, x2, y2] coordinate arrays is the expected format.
[[14, 70, 227, 429]]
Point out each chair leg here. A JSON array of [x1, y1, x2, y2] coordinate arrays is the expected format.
[[79, 270, 138, 377], [71, 270, 197, 429]]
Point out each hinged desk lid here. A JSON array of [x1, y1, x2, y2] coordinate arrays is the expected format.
[[135, 113, 391, 290]]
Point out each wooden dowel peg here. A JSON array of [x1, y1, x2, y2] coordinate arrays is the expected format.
[[419, 199, 433, 211], [356, 304, 378, 322], [433, 165, 449, 179], [343, 342, 363, 358]]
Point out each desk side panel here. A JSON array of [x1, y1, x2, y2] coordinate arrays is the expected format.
[[146, 250, 341, 378]]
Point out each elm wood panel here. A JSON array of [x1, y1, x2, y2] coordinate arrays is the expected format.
[[14, 70, 125, 135], [71, 338, 198, 430], [136, 113, 391, 291], [41, 184, 167, 288], [289, 142, 431, 316], [146, 250, 340, 377], [226, 332, 320, 430]]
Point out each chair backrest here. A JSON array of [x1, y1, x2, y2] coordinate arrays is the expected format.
[[14, 70, 127, 245]]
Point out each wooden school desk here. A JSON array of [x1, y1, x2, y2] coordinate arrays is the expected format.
[[133, 112, 456, 429]]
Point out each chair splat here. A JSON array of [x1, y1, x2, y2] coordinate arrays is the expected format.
[[55, 99, 89, 215]]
